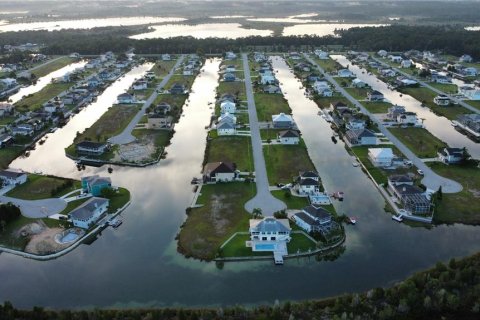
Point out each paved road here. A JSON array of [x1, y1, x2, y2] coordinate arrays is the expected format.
[[371, 56, 479, 115], [0, 196, 67, 218], [242, 54, 286, 215], [109, 55, 185, 145], [305, 54, 463, 193]]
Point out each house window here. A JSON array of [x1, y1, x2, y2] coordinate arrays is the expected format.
[[271, 237, 276, 241], [262, 237, 267, 241]]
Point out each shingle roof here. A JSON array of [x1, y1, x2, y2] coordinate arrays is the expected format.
[[203, 162, 236, 175], [69, 197, 109, 221], [278, 130, 299, 138], [250, 217, 291, 233], [303, 205, 332, 220], [388, 175, 412, 184], [76, 141, 106, 149]]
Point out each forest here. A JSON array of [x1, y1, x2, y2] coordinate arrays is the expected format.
[[1, 252, 480, 319]]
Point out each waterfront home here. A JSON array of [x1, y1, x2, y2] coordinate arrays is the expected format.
[[253, 52, 267, 63], [423, 51, 437, 63], [330, 101, 349, 112], [263, 85, 282, 94], [117, 93, 136, 104], [0, 134, 13, 148], [315, 49, 329, 60], [11, 124, 34, 136], [249, 217, 291, 245], [437, 147, 464, 164], [389, 55, 403, 63], [459, 86, 480, 100], [346, 117, 366, 130], [397, 112, 418, 125], [169, 83, 186, 95], [457, 114, 480, 134], [313, 80, 333, 96], [69, 197, 109, 229], [147, 114, 170, 129], [223, 73, 236, 82], [260, 74, 276, 85], [88, 76, 101, 88], [459, 54, 473, 63], [216, 121, 236, 136], [155, 102, 171, 115], [345, 128, 377, 146], [225, 52, 237, 60], [295, 171, 320, 195], [219, 93, 236, 103], [0, 169, 27, 185], [290, 52, 302, 60], [388, 105, 406, 120], [81, 175, 112, 196], [380, 69, 396, 77], [161, 54, 171, 61], [272, 113, 294, 128], [396, 77, 418, 87], [293, 205, 333, 234], [98, 70, 111, 81], [401, 60, 412, 68], [218, 112, 237, 124], [352, 78, 367, 88], [76, 141, 107, 156], [434, 95, 451, 106], [277, 130, 300, 145], [0, 78, 17, 89], [461, 67, 478, 77], [431, 73, 452, 84], [368, 148, 394, 167], [203, 162, 237, 183], [306, 73, 322, 82], [0, 102, 13, 117], [387, 175, 414, 192], [337, 69, 355, 78], [392, 184, 431, 215], [133, 79, 148, 90], [223, 65, 236, 73], [377, 50, 388, 57], [220, 100, 236, 114], [367, 90, 385, 102]]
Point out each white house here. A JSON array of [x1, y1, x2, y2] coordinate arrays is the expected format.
[[217, 121, 236, 136], [315, 50, 329, 60], [459, 54, 473, 63], [337, 69, 355, 78], [218, 112, 237, 124], [389, 55, 403, 63], [401, 60, 412, 68], [462, 67, 477, 77], [368, 148, 394, 167], [397, 112, 418, 125], [437, 147, 464, 164], [132, 80, 148, 90], [352, 78, 367, 88], [377, 50, 388, 57], [0, 169, 27, 185], [346, 118, 366, 130], [380, 69, 396, 77], [225, 51, 237, 60], [293, 205, 333, 234], [161, 54, 171, 61], [203, 162, 237, 182], [76, 141, 107, 155], [220, 100, 236, 114], [0, 102, 14, 117], [249, 217, 291, 244], [260, 74, 276, 85], [434, 95, 451, 106], [69, 197, 109, 229], [277, 130, 300, 145], [117, 93, 136, 104], [296, 171, 320, 195], [313, 81, 333, 97], [272, 113, 294, 128]]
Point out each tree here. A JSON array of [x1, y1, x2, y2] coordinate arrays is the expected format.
[[437, 186, 443, 200]]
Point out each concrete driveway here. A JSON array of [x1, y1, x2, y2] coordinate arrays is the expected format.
[[0, 196, 67, 218]]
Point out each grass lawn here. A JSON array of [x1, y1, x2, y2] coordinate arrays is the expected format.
[[260, 128, 283, 141], [271, 189, 309, 210], [74, 105, 140, 143], [106, 187, 131, 213], [152, 60, 177, 78], [345, 87, 369, 100], [0, 147, 25, 170], [152, 94, 188, 121], [314, 58, 342, 73], [263, 142, 315, 184], [466, 100, 480, 112], [58, 198, 89, 215], [0, 116, 17, 126], [429, 162, 480, 224], [206, 136, 253, 172], [220, 234, 271, 258], [255, 93, 291, 121], [389, 127, 447, 158], [14, 83, 72, 112], [313, 95, 351, 109], [400, 87, 470, 120], [288, 232, 317, 254], [217, 81, 246, 101], [427, 82, 458, 94], [165, 74, 194, 89], [32, 56, 74, 78], [362, 101, 392, 113], [6, 174, 80, 200], [177, 182, 256, 260]]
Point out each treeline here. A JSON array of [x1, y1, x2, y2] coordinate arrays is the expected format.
[[0, 25, 479, 58], [0, 203, 21, 226], [2, 252, 480, 319]]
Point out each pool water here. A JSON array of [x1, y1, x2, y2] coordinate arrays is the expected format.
[[255, 243, 276, 251]]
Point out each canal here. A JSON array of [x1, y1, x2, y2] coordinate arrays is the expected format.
[[332, 55, 480, 159], [0, 57, 480, 309]]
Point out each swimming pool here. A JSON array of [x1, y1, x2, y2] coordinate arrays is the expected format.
[[255, 243, 275, 251]]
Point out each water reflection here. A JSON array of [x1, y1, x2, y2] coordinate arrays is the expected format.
[[9, 61, 87, 104], [331, 55, 480, 158]]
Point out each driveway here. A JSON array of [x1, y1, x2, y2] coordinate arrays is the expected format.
[[305, 54, 463, 193], [0, 196, 67, 218], [109, 55, 185, 145], [242, 54, 286, 215]]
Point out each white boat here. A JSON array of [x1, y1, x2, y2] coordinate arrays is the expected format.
[[348, 217, 356, 224], [392, 215, 403, 222], [352, 162, 359, 167], [451, 121, 458, 127]]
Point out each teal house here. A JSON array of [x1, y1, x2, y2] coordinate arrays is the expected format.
[[81, 175, 112, 196]]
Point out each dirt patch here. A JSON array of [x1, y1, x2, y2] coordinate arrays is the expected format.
[[113, 135, 157, 163], [209, 194, 231, 234], [468, 189, 480, 198], [24, 227, 73, 255]]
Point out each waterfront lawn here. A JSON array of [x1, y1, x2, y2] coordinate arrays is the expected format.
[[32, 56, 74, 78], [255, 93, 291, 122], [466, 100, 480, 112], [206, 136, 253, 172], [153, 60, 177, 78], [74, 105, 140, 143], [427, 82, 458, 94], [400, 87, 470, 120], [14, 83, 72, 112], [313, 95, 350, 109], [217, 81, 246, 101], [271, 189, 309, 210], [59, 198, 89, 215], [345, 87, 368, 100], [6, 174, 80, 200], [428, 161, 480, 224], [314, 58, 342, 73], [131, 129, 172, 161], [220, 234, 271, 258], [288, 232, 317, 254], [0, 147, 25, 170], [0, 116, 17, 126], [260, 128, 283, 141], [389, 127, 447, 158], [105, 187, 131, 213], [165, 74, 194, 89], [263, 142, 315, 184], [152, 94, 188, 121], [362, 101, 392, 113], [178, 182, 256, 260]]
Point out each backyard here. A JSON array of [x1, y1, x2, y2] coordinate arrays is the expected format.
[[389, 127, 447, 158], [14, 83, 72, 112], [255, 93, 291, 121], [6, 174, 80, 200], [205, 136, 253, 172], [362, 101, 392, 113]]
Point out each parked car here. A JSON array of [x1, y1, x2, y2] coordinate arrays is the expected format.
[[417, 169, 424, 175]]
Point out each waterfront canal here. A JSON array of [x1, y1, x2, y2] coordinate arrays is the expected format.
[[1, 57, 480, 309]]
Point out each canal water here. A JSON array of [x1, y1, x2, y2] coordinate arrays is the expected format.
[[331, 55, 480, 159], [9, 60, 87, 104], [1, 58, 480, 309]]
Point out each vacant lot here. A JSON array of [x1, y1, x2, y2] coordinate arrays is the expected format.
[[152, 60, 177, 78], [255, 93, 291, 122], [345, 87, 369, 100], [0, 147, 25, 170], [263, 142, 315, 184], [206, 136, 253, 172], [314, 95, 350, 109], [362, 101, 392, 113], [428, 82, 458, 94], [314, 58, 342, 73], [32, 56, 75, 78], [6, 174, 80, 200], [271, 189, 309, 210], [466, 100, 480, 112], [15, 83, 72, 112], [177, 182, 256, 260], [217, 81, 246, 101], [389, 127, 447, 158], [165, 74, 194, 89]]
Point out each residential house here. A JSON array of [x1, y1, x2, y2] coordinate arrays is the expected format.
[[380, 68, 396, 77], [461, 67, 478, 77], [401, 60, 412, 68], [81, 175, 112, 196], [388, 105, 406, 120], [69, 197, 109, 229], [263, 85, 281, 94], [345, 128, 377, 146], [0, 134, 13, 148], [117, 93, 135, 104], [437, 147, 464, 164], [216, 121, 236, 136], [0, 169, 27, 185], [457, 114, 480, 134], [396, 76, 418, 87], [423, 51, 437, 63], [346, 117, 366, 130], [352, 78, 367, 88], [223, 73, 236, 82], [367, 90, 384, 101], [459, 86, 480, 100], [98, 70, 111, 81], [132, 80, 148, 90], [387, 175, 414, 192], [0, 78, 17, 89], [203, 162, 237, 182], [219, 93, 236, 103], [76, 141, 107, 155], [392, 184, 431, 215], [169, 83, 186, 95], [434, 95, 451, 106], [249, 217, 291, 246], [313, 81, 332, 96], [459, 54, 473, 63], [337, 69, 355, 78], [253, 52, 267, 63], [293, 205, 333, 234], [397, 112, 418, 125], [277, 130, 300, 145], [11, 124, 34, 136], [272, 113, 294, 128], [331, 101, 349, 111], [0, 103, 13, 117], [389, 55, 403, 63], [377, 50, 388, 57], [225, 52, 237, 60], [224, 65, 236, 73], [315, 49, 329, 60], [296, 171, 320, 195], [290, 52, 301, 60], [147, 114, 170, 129], [220, 100, 236, 114], [431, 73, 452, 84], [368, 148, 394, 167], [218, 112, 237, 124], [88, 76, 101, 88], [260, 73, 276, 85], [155, 102, 171, 115], [161, 54, 171, 61]]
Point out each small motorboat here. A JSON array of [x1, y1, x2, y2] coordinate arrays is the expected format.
[[352, 162, 359, 167], [347, 217, 356, 225], [108, 166, 113, 174], [392, 215, 403, 222], [333, 191, 344, 201], [110, 219, 123, 228], [331, 136, 337, 144]]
